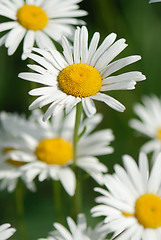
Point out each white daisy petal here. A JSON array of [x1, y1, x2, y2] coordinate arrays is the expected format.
[[22, 30, 35, 59], [90, 33, 117, 66], [0, 34, 8, 46], [73, 27, 81, 63], [0, 223, 16, 240], [80, 26, 88, 63], [54, 223, 73, 240], [150, 0, 161, 3], [148, 152, 161, 193], [0, 21, 18, 32], [103, 55, 141, 77], [35, 31, 55, 50], [91, 93, 125, 112], [101, 80, 136, 91], [6, 27, 26, 55], [87, 32, 100, 65], [103, 71, 146, 85], [82, 98, 96, 117], [58, 168, 76, 196], [95, 39, 127, 70], [62, 36, 73, 65]]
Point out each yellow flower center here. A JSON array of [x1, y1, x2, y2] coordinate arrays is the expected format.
[[35, 138, 73, 165], [17, 5, 48, 31], [157, 128, 161, 140], [135, 193, 161, 229], [4, 148, 26, 166], [58, 63, 102, 98]]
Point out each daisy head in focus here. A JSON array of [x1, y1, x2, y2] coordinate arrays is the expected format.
[[91, 152, 161, 240], [0, 223, 16, 240], [0, 0, 87, 60], [0, 111, 36, 192], [2, 109, 114, 196], [129, 95, 161, 159], [39, 213, 107, 240], [19, 26, 146, 120]]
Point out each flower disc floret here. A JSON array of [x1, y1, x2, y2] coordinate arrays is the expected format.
[[17, 5, 48, 31], [35, 138, 73, 165], [58, 63, 102, 98], [135, 193, 161, 229]]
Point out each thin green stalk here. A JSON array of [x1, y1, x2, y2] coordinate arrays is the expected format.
[[15, 181, 27, 240], [73, 102, 82, 169], [72, 102, 82, 220], [53, 181, 64, 224]]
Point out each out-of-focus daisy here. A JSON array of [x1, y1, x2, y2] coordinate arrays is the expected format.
[[149, 0, 161, 3], [0, 0, 87, 59], [39, 213, 107, 240], [0, 111, 36, 192], [0, 223, 16, 240], [91, 152, 161, 240], [2, 109, 114, 196], [129, 95, 161, 158], [19, 26, 146, 120]]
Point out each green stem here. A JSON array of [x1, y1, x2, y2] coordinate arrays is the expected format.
[[73, 102, 82, 169], [15, 181, 27, 240], [53, 181, 64, 224], [72, 102, 82, 220]]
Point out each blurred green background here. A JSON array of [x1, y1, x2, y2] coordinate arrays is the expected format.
[[0, 0, 161, 239]]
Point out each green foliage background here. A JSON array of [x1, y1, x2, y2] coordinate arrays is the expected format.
[[0, 0, 161, 239]]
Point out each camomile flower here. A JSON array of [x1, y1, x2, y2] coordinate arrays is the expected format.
[[129, 95, 161, 158], [91, 152, 161, 240], [2, 109, 114, 196], [19, 26, 146, 120], [0, 111, 36, 192], [39, 213, 107, 240], [0, 223, 16, 240], [0, 0, 87, 59]]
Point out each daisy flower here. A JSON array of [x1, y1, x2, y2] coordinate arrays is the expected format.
[[0, 111, 36, 192], [91, 152, 161, 240], [39, 213, 107, 240], [19, 26, 146, 120], [129, 95, 161, 158], [2, 109, 114, 196], [0, 0, 87, 59], [0, 223, 16, 240]]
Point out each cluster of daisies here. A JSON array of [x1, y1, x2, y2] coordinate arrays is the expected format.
[[0, 0, 161, 240]]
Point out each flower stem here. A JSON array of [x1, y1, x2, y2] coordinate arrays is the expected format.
[[53, 181, 64, 224], [73, 102, 82, 169], [15, 181, 27, 240], [72, 102, 82, 220]]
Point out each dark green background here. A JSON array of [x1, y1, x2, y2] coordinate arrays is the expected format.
[[0, 0, 161, 239]]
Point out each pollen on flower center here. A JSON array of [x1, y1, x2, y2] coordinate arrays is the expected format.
[[17, 5, 48, 31], [135, 193, 161, 228], [35, 138, 73, 165], [58, 63, 102, 98]]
